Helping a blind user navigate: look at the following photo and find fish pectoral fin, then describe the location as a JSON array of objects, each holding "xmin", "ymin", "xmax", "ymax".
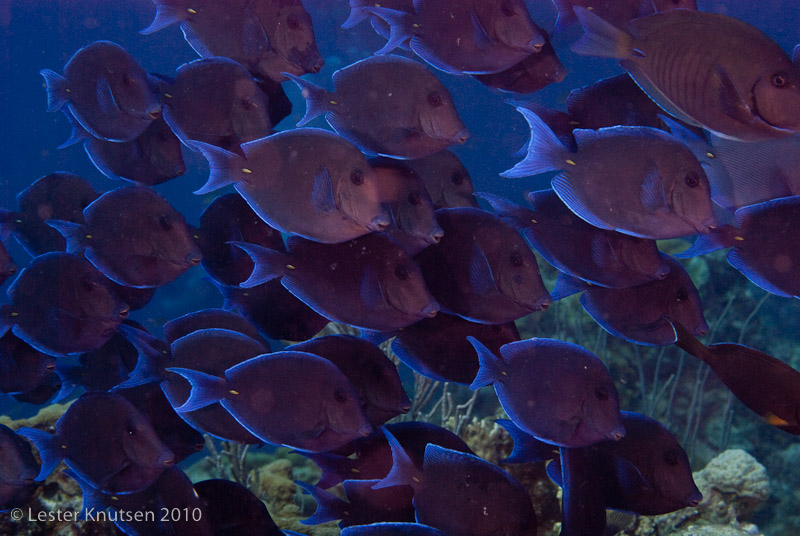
[
  {"xmin": 310, "ymin": 165, "xmax": 337, "ymax": 214},
  {"xmin": 640, "ymin": 162, "xmax": 668, "ymax": 212},
  {"xmin": 360, "ymin": 265, "xmax": 389, "ymax": 310},
  {"xmin": 610, "ymin": 453, "xmax": 654, "ymax": 494},
  {"xmin": 710, "ymin": 64, "xmax": 754, "ymax": 124},
  {"xmin": 96, "ymin": 76, "xmax": 119, "ymax": 115},
  {"xmin": 469, "ymin": 9, "xmax": 493, "ymax": 51},
  {"xmin": 468, "ymin": 243, "xmax": 498, "ymax": 295}
]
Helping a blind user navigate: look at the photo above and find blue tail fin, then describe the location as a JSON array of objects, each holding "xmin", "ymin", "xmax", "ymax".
[
  {"xmin": 363, "ymin": 8, "xmax": 413, "ymax": 54},
  {"xmin": 297, "ymin": 451, "xmax": 355, "ymax": 489},
  {"xmin": 282, "ymin": 73, "xmax": 333, "ymax": 127},
  {"xmin": 165, "ymin": 368, "xmax": 228, "ymax": 412},
  {"xmin": 140, "ymin": 0, "xmax": 185, "ymax": 34},
  {"xmin": 16, "ymin": 427, "xmax": 63, "ymax": 481},
  {"xmin": 674, "ymin": 226, "xmax": 737, "ymax": 258},
  {"xmin": 467, "ymin": 336, "xmax": 505, "ymax": 390},
  {"xmin": 501, "ymin": 104, "xmax": 568, "ymax": 178},
  {"xmin": 229, "ymin": 241, "xmax": 291, "ymax": 287},
  {"xmin": 371, "ymin": 428, "xmax": 422, "ymax": 490},
  {"xmin": 571, "ymin": 6, "xmax": 633, "ymax": 59},
  {"xmin": 115, "ymin": 323, "xmax": 171, "ymax": 388},
  {"xmin": 186, "ymin": 141, "xmax": 246, "ymax": 195},
  {"xmin": 295, "ymin": 480, "xmax": 349, "ymax": 525},
  {"xmin": 39, "ymin": 69, "xmax": 69, "ymax": 112},
  {"xmin": 45, "ymin": 220, "xmax": 87, "ymax": 254},
  {"xmin": 551, "ymin": 272, "xmax": 588, "ymax": 301},
  {"xmin": 496, "ymin": 419, "xmax": 558, "ymax": 463}
]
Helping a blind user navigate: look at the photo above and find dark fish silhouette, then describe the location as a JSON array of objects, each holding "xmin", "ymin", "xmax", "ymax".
[
  {"xmin": 287, "ymin": 55, "xmax": 468, "ymax": 159},
  {"xmin": 49, "ymin": 186, "xmax": 203, "ymax": 288},
  {"xmin": 0, "ymin": 252, "xmax": 128, "ymax": 356},
  {"xmin": 159, "ymin": 57, "xmax": 272, "ymax": 155},
  {"xmin": 234, "ymin": 233, "xmax": 438, "ymax": 332},
  {"xmin": 0, "ymin": 172, "xmax": 98, "ymax": 257},
  {"xmin": 170, "ymin": 350, "xmax": 372, "ymax": 452},
  {"xmin": 673, "ymin": 320, "xmax": 800, "ymax": 435},
  {"xmin": 676, "ymin": 196, "xmax": 800, "ymax": 299},
  {"xmin": 404, "ymin": 150, "xmax": 479, "ymax": 210},
  {"xmin": 553, "ymin": 0, "xmax": 697, "ymax": 30},
  {"xmin": 554, "ymin": 254, "xmax": 708, "ymax": 346},
  {"xmin": 361, "ymin": 0, "xmax": 545, "ymax": 75},
  {"xmin": 482, "ymin": 190, "xmax": 669, "ymax": 288},
  {"xmin": 68, "ymin": 466, "xmax": 213, "ymax": 536},
  {"xmin": 469, "ymin": 336, "xmax": 624, "ymax": 447},
  {"xmin": 191, "ymin": 129, "xmax": 391, "ymax": 244},
  {"xmin": 83, "ymin": 115, "xmax": 186, "ymax": 186},
  {"xmin": 0, "ymin": 332, "xmax": 57, "ymax": 397},
  {"xmin": 504, "ymin": 105, "xmax": 716, "ymax": 240},
  {"xmin": 194, "ymin": 479, "xmax": 285, "ymax": 536},
  {"xmin": 303, "ymin": 421, "xmax": 472, "ymax": 489},
  {"xmin": 0, "ymin": 423, "xmax": 40, "ymax": 512},
  {"xmin": 0, "ymin": 239, "xmax": 15, "ymax": 287},
  {"xmin": 391, "ymin": 313, "xmax": 520, "ymax": 384},
  {"xmin": 297, "ymin": 478, "xmax": 415, "ymax": 527},
  {"xmin": 415, "ymin": 207, "xmax": 550, "ymax": 324},
  {"xmin": 288, "ymin": 335, "xmax": 411, "ymax": 427},
  {"xmin": 164, "ymin": 308, "xmax": 269, "ymax": 347},
  {"xmin": 58, "ymin": 324, "xmax": 141, "ymax": 392},
  {"xmin": 369, "ymin": 157, "xmax": 442, "ymax": 254},
  {"xmin": 17, "ymin": 391, "xmax": 174, "ymax": 493},
  {"xmin": 572, "ymin": 8, "xmax": 800, "ymax": 141},
  {"xmin": 40, "ymin": 41, "xmax": 160, "ymax": 142},
  {"xmin": 473, "ymin": 27, "xmax": 566, "ymax": 94},
  {"xmin": 373, "ymin": 429, "xmax": 537, "ymax": 536}
]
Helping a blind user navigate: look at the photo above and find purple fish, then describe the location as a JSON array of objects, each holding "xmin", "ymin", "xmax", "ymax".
[
  {"xmin": 504, "ymin": 105, "xmax": 716, "ymax": 240},
  {"xmin": 48, "ymin": 186, "xmax": 202, "ymax": 288},
  {"xmin": 160, "ymin": 57, "xmax": 273, "ymax": 156},
  {"xmin": 297, "ymin": 479, "xmax": 415, "ymax": 528},
  {"xmin": 469, "ymin": 336, "xmax": 625, "ymax": 447},
  {"xmin": 191, "ymin": 129, "xmax": 391, "ymax": 244},
  {"xmin": 234, "ymin": 233, "xmax": 438, "ymax": 332},
  {"xmin": 404, "ymin": 150, "xmax": 479, "ymax": 210},
  {"xmin": 40, "ymin": 41, "xmax": 160, "ymax": 142},
  {"xmin": 362, "ymin": 0, "xmax": 545, "ymax": 75},
  {"xmin": 553, "ymin": 0, "xmax": 697, "ymax": 30},
  {"xmin": 0, "ymin": 424, "xmax": 39, "ymax": 512},
  {"xmin": 59, "ymin": 324, "xmax": 141, "ymax": 392},
  {"xmin": 554, "ymin": 254, "xmax": 708, "ymax": 346},
  {"xmin": 572, "ymin": 8, "xmax": 800, "ymax": 141},
  {"xmin": 84, "ymin": 115, "xmax": 186, "ymax": 186},
  {"xmin": 286, "ymin": 55, "xmax": 468, "ymax": 159},
  {"xmin": 288, "ymin": 335, "xmax": 411, "ymax": 427},
  {"xmin": 391, "ymin": 313, "xmax": 520, "ymax": 384},
  {"xmin": 415, "ymin": 207, "xmax": 550, "ymax": 324},
  {"xmin": 169, "ymin": 350, "xmax": 372, "ymax": 452},
  {"xmin": 677, "ymin": 195, "xmax": 800, "ymax": 299},
  {"xmin": 0, "ymin": 172, "xmax": 99, "ymax": 257},
  {"xmin": 0, "ymin": 333, "xmax": 57, "ymax": 397},
  {"xmin": 482, "ymin": 190, "xmax": 669, "ymax": 288},
  {"xmin": 373, "ymin": 429, "xmax": 538, "ymax": 536},
  {"xmin": 0, "ymin": 252, "xmax": 128, "ymax": 356},
  {"xmin": 17, "ymin": 391, "xmax": 174, "ymax": 493},
  {"xmin": 163, "ymin": 308, "xmax": 269, "ymax": 347},
  {"xmin": 194, "ymin": 479, "xmax": 285, "ymax": 536}
]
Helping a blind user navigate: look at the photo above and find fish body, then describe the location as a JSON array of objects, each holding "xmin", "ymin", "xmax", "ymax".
[
  {"xmin": 404, "ymin": 150, "xmax": 479, "ymax": 210},
  {"xmin": 194, "ymin": 479, "xmax": 285, "ymax": 536},
  {"xmin": 553, "ymin": 0, "xmax": 697, "ymax": 30},
  {"xmin": 572, "ymin": 8, "xmax": 800, "ymax": 141},
  {"xmin": 0, "ymin": 424, "xmax": 40, "ymax": 512}
]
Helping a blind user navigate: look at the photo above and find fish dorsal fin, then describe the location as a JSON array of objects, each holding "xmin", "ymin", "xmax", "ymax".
[
  {"xmin": 96, "ymin": 76, "xmax": 118, "ymax": 115},
  {"xmin": 310, "ymin": 165, "xmax": 337, "ymax": 214},
  {"xmin": 639, "ymin": 163, "xmax": 668, "ymax": 212},
  {"xmin": 711, "ymin": 64, "xmax": 754, "ymax": 124}
]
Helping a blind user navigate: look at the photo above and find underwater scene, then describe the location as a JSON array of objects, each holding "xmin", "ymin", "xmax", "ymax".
[{"xmin": 0, "ymin": 0, "xmax": 799, "ymax": 534}]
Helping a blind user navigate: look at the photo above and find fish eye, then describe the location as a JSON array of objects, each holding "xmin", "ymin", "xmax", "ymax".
[
  {"xmin": 81, "ymin": 278, "xmax": 97, "ymax": 292},
  {"xmin": 772, "ymin": 74, "xmax": 787, "ymax": 88},
  {"xmin": 501, "ymin": 1, "xmax": 516, "ymax": 16},
  {"xmin": 395, "ymin": 265, "xmax": 409, "ymax": 280},
  {"xmin": 676, "ymin": 288, "xmax": 688, "ymax": 301},
  {"xmin": 595, "ymin": 387, "xmax": 609, "ymax": 401},
  {"xmin": 241, "ymin": 98, "xmax": 256, "ymax": 110},
  {"xmin": 684, "ymin": 172, "xmax": 700, "ymax": 188},
  {"xmin": 122, "ymin": 73, "xmax": 136, "ymax": 87},
  {"xmin": 427, "ymin": 91, "xmax": 443, "ymax": 107},
  {"xmin": 350, "ymin": 169, "xmax": 364, "ymax": 185},
  {"xmin": 158, "ymin": 215, "xmax": 173, "ymax": 231},
  {"xmin": 286, "ymin": 14, "xmax": 300, "ymax": 29},
  {"xmin": 126, "ymin": 424, "xmax": 137, "ymax": 436},
  {"xmin": 333, "ymin": 387, "xmax": 348, "ymax": 403},
  {"xmin": 408, "ymin": 192, "xmax": 421, "ymax": 206},
  {"xmin": 450, "ymin": 172, "xmax": 464, "ymax": 185},
  {"xmin": 509, "ymin": 251, "xmax": 523, "ymax": 267},
  {"xmin": 663, "ymin": 450, "xmax": 679, "ymax": 466}
]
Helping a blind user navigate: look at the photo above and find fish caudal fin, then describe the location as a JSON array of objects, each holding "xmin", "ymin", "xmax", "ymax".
[
  {"xmin": 502, "ymin": 104, "xmax": 569, "ymax": 178},
  {"xmin": 674, "ymin": 226, "xmax": 738, "ymax": 258},
  {"xmin": 363, "ymin": 7, "xmax": 413, "ymax": 55},
  {"xmin": 467, "ymin": 336, "xmax": 505, "ymax": 390},
  {"xmin": 371, "ymin": 428, "xmax": 422, "ymax": 490},
  {"xmin": 166, "ymin": 367, "xmax": 228, "ymax": 412},
  {"xmin": 341, "ymin": 5, "xmax": 370, "ymax": 29},
  {"xmin": 40, "ymin": 69, "xmax": 69, "ymax": 112},
  {"xmin": 140, "ymin": 1, "xmax": 186, "ymax": 34},
  {"xmin": 16, "ymin": 427, "xmax": 63, "ymax": 481},
  {"xmin": 294, "ymin": 480, "xmax": 349, "ymax": 525},
  {"xmin": 45, "ymin": 220, "xmax": 87, "ymax": 254},
  {"xmin": 496, "ymin": 419, "xmax": 558, "ymax": 463},
  {"xmin": 282, "ymin": 73, "xmax": 332, "ymax": 127},
  {"xmin": 571, "ymin": 7, "xmax": 634, "ymax": 59},
  {"xmin": 115, "ymin": 324, "xmax": 171, "ymax": 388},
  {"xmin": 186, "ymin": 140, "xmax": 246, "ymax": 195},
  {"xmin": 552, "ymin": 0, "xmax": 578, "ymax": 31},
  {"xmin": 229, "ymin": 241, "xmax": 291, "ymax": 287}
]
